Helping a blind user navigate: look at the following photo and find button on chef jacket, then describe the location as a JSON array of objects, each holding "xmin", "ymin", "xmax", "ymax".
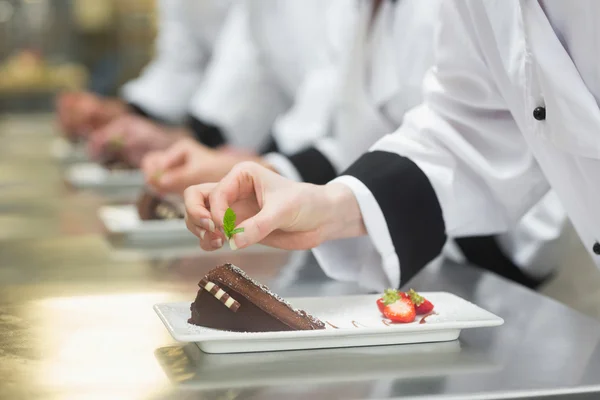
[
  {"xmin": 313, "ymin": 0, "xmax": 599, "ymax": 291},
  {"xmin": 121, "ymin": 0, "xmax": 232, "ymax": 125},
  {"xmin": 186, "ymin": 0, "xmax": 348, "ymax": 152}
]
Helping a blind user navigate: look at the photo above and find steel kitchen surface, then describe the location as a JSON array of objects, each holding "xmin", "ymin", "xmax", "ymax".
[{"xmin": 2, "ymin": 114, "xmax": 600, "ymax": 399}]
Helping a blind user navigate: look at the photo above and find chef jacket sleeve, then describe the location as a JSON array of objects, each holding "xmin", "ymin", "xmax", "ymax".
[
  {"xmin": 263, "ymin": 63, "xmax": 343, "ymax": 185},
  {"xmin": 186, "ymin": 0, "xmax": 288, "ymax": 151},
  {"xmin": 312, "ymin": 0, "xmax": 551, "ymax": 290},
  {"xmin": 269, "ymin": 0, "xmax": 438, "ymax": 187},
  {"xmin": 121, "ymin": 0, "xmax": 216, "ymax": 125}
]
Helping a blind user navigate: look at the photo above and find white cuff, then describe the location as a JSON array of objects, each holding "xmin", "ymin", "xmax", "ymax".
[
  {"xmin": 312, "ymin": 175, "xmax": 400, "ymax": 291},
  {"xmin": 262, "ymin": 153, "xmax": 303, "ymax": 182}
]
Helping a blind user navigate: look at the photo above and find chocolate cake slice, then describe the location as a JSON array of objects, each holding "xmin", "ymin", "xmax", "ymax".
[
  {"xmin": 101, "ymin": 139, "xmax": 134, "ymax": 170},
  {"xmin": 137, "ymin": 191, "xmax": 184, "ymax": 221},
  {"xmin": 188, "ymin": 264, "xmax": 325, "ymax": 332}
]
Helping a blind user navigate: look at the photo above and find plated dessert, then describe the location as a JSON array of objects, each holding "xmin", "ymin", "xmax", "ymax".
[
  {"xmin": 376, "ymin": 289, "xmax": 435, "ymax": 324},
  {"xmin": 101, "ymin": 137, "xmax": 134, "ymax": 170},
  {"xmin": 137, "ymin": 191, "xmax": 185, "ymax": 221},
  {"xmin": 188, "ymin": 263, "xmax": 325, "ymax": 332}
]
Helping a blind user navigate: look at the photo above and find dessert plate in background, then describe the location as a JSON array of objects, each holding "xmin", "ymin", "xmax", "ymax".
[
  {"xmin": 65, "ymin": 162, "xmax": 144, "ymax": 190},
  {"xmin": 99, "ymin": 204, "xmax": 195, "ymax": 245},
  {"xmin": 99, "ymin": 204, "xmax": 284, "ymax": 252},
  {"xmin": 154, "ymin": 293, "xmax": 504, "ymax": 354}
]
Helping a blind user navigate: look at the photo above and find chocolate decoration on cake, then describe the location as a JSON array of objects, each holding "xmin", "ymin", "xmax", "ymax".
[
  {"xmin": 198, "ymin": 278, "xmax": 241, "ymax": 312},
  {"xmin": 137, "ymin": 191, "xmax": 185, "ymax": 221},
  {"xmin": 188, "ymin": 264, "xmax": 325, "ymax": 332}
]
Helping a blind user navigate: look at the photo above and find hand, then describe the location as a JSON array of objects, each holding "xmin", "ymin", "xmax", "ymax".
[
  {"xmin": 87, "ymin": 115, "xmax": 181, "ymax": 168},
  {"xmin": 55, "ymin": 91, "xmax": 128, "ymax": 139},
  {"xmin": 184, "ymin": 162, "xmax": 367, "ymax": 251},
  {"xmin": 141, "ymin": 138, "xmax": 260, "ymax": 195}
]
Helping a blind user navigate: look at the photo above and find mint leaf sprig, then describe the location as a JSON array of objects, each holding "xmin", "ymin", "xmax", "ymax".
[{"xmin": 223, "ymin": 207, "xmax": 244, "ymax": 239}]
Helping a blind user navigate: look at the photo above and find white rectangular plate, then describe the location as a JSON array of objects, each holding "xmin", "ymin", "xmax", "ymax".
[
  {"xmin": 154, "ymin": 293, "xmax": 504, "ymax": 354},
  {"xmin": 65, "ymin": 162, "xmax": 144, "ymax": 189},
  {"xmin": 99, "ymin": 204, "xmax": 192, "ymax": 239}
]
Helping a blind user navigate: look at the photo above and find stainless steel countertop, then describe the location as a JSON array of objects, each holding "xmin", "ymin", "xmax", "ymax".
[{"xmin": 2, "ymin": 114, "xmax": 600, "ymax": 400}]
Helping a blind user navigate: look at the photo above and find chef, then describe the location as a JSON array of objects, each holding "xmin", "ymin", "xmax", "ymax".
[
  {"xmin": 175, "ymin": 0, "xmax": 565, "ymax": 289},
  {"xmin": 184, "ymin": 0, "xmax": 596, "ymax": 292},
  {"xmin": 56, "ymin": 0, "xmax": 232, "ymax": 138},
  {"xmin": 140, "ymin": 0, "xmax": 349, "ymax": 181}
]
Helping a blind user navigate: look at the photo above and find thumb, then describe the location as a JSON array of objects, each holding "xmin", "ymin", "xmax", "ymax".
[{"xmin": 227, "ymin": 210, "xmax": 277, "ymax": 250}]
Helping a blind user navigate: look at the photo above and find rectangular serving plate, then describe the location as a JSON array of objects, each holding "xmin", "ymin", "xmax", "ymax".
[{"xmin": 154, "ymin": 293, "xmax": 504, "ymax": 354}]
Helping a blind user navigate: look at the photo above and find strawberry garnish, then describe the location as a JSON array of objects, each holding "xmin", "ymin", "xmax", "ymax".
[
  {"xmin": 376, "ymin": 298, "xmax": 386, "ymax": 314},
  {"xmin": 408, "ymin": 289, "xmax": 434, "ymax": 315},
  {"xmin": 377, "ymin": 289, "xmax": 399, "ymax": 315},
  {"xmin": 383, "ymin": 297, "xmax": 416, "ymax": 323}
]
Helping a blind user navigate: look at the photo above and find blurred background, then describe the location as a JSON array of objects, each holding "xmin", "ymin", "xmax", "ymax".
[{"xmin": 0, "ymin": 0, "xmax": 156, "ymax": 112}]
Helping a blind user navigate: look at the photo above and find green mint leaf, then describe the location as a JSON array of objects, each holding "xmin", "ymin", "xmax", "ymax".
[
  {"xmin": 108, "ymin": 136, "xmax": 124, "ymax": 151},
  {"xmin": 230, "ymin": 227, "xmax": 244, "ymax": 236},
  {"xmin": 223, "ymin": 208, "xmax": 237, "ymax": 238}
]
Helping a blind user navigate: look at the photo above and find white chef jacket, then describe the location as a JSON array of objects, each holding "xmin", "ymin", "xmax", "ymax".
[
  {"xmin": 121, "ymin": 0, "xmax": 231, "ymax": 124},
  {"xmin": 313, "ymin": 0, "xmax": 591, "ymax": 291},
  {"xmin": 188, "ymin": 0, "xmax": 348, "ymax": 152}
]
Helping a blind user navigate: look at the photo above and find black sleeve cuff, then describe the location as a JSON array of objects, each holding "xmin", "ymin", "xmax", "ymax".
[
  {"xmin": 188, "ymin": 115, "xmax": 227, "ymax": 148},
  {"xmin": 343, "ymin": 151, "xmax": 447, "ymax": 286},
  {"xmin": 259, "ymin": 135, "xmax": 279, "ymax": 155},
  {"xmin": 287, "ymin": 147, "xmax": 337, "ymax": 185},
  {"xmin": 454, "ymin": 236, "xmax": 547, "ymax": 289},
  {"xmin": 127, "ymin": 102, "xmax": 169, "ymax": 125}
]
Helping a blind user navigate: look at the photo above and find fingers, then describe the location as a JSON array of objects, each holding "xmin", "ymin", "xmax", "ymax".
[
  {"xmin": 228, "ymin": 209, "xmax": 277, "ymax": 250},
  {"xmin": 141, "ymin": 151, "xmax": 162, "ymax": 183},
  {"xmin": 157, "ymin": 167, "xmax": 190, "ymax": 195},
  {"xmin": 160, "ymin": 142, "xmax": 188, "ymax": 171},
  {"xmin": 207, "ymin": 162, "xmax": 265, "ymax": 226},
  {"xmin": 184, "ymin": 184, "xmax": 225, "ymax": 251},
  {"xmin": 87, "ymin": 128, "xmax": 123, "ymax": 161},
  {"xmin": 87, "ymin": 115, "xmax": 130, "ymax": 161}
]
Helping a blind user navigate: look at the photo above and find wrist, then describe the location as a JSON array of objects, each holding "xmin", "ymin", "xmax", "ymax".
[{"xmin": 317, "ymin": 182, "xmax": 367, "ymax": 243}]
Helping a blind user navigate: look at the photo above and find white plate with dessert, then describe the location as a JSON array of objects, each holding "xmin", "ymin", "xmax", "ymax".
[
  {"xmin": 99, "ymin": 191, "xmax": 192, "ymax": 244},
  {"xmin": 99, "ymin": 204, "xmax": 195, "ymax": 244},
  {"xmin": 65, "ymin": 162, "xmax": 144, "ymax": 189},
  {"xmin": 154, "ymin": 264, "xmax": 504, "ymax": 354}
]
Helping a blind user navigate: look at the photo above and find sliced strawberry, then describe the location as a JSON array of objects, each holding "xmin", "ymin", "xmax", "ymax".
[
  {"xmin": 376, "ymin": 298, "xmax": 386, "ymax": 314},
  {"xmin": 416, "ymin": 299, "xmax": 434, "ymax": 314},
  {"xmin": 383, "ymin": 297, "xmax": 416, "ymax": 323},
  {"xmin": 398, "ymin": 291, "xmax": 410, "ymax": 299},
  {"xmin": 377, "ymin": 289, "xmax": 400, "ymax": 315},
  {"xmin": 408, "ymin": 289, "xmax": 435, "ymax": 315}
]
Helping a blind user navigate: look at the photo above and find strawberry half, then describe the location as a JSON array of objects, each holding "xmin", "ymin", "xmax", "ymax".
[
  {"xmin": 383, "ymin": 297, "xmax": 416, "ymax": 323},
  {"xmin": 408, "ymin": 289, "xmax": 434, "ymax": 315},
  {"xmin": 377, "ymin": 289, "xmax": 399, "ymax": 314},
  {"xmin": 376, "ymin": 298, "xmax": 386, "ymax": 314}
]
